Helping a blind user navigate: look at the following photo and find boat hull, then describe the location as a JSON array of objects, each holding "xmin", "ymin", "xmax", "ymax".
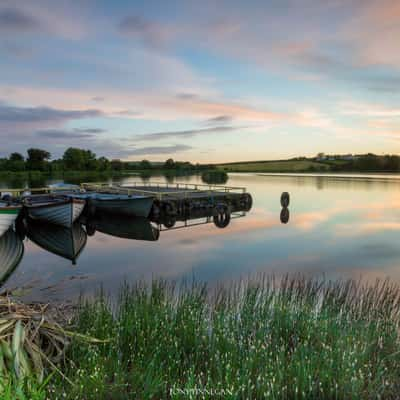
[
  {"xmin": 0, "ymin": 229, "xmax": 24, "ymax": 285},
  {"xmin": 26, "ymin": 199, "xmax": 85, "ymax": 228},
  {"xmin": 92, "ymin": 197, "xmax": 152, "ymax": 217},
  {"xmin": 0, "ymin": 207, "xmax": 21, "ymax": 237}
]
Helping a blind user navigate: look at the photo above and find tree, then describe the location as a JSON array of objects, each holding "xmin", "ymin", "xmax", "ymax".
[
  {"xmin": 84, "ymin": 150, "xmax": 97, "ymax": 170},
  {"xmin": 50, "ymin": 159, "xmax": 64, "ymax": 173},
  {"xmin": 9, "ymin": 152, "xmax": 24, "ymax": 162},
  {"xmin": 62, "ymin": 148, "xmax": 97, "ymax": 170},
  {"xmin": 164, "ymin": 158, "xmax": 175, "ymax": 169},
  {"xmin": 63, "ymin": 148, "xmax": 85, "ymax": 170},
  {"xmin": 26, "ymin": 148, "xmax": 51, "ymax": 171},
  {"xmin": 6, "ymin": 152, "xmax": 25, "ymax": 171},
  {"xmin": 0, "ymin": 158, "xmax": 7, "ymax": 171},
  {"xmin": 111, "ymin": 159, "xmax": 123, "ymax": 171},
  {"xmin": 97, "ymin": 156, "xmax": 110, "ymax": 171},
  {"xmin": 139, "ymin": 160, "xmax": 152, "ymax": 169}
]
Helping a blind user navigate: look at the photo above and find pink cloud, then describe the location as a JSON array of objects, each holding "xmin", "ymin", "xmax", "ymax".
[{"xmin": 343, "ymin": 0, "xmax": 400, "ymax": 67}]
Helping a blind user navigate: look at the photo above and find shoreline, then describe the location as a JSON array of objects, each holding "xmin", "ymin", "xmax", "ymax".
[{"xmin": 254, "ymin": 172, "xmax": 400, "ymax": 180}]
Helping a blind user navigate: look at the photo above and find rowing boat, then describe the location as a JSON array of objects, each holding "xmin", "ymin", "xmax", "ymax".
[
  {"xmin": 67, "ymin": 192, "xmax": 154, "ymax": 218},
  {"xmin": 0, "ymin": 201, "xmax": 22, "ymax": 237},
  {"xmin": 23, "ymin": 195, "xmax": 85, "ymax": 228}
]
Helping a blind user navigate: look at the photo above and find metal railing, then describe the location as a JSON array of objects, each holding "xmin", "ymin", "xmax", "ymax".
[
  {"xmin": 81, "ymin": 181, "xmax": 246, "ymax": 201},
  {"xmin": 0, "ymin": 186, "xmax": 79, "ymax": 197},
  {"xmin": 1, "ymin": 181, "xmax": 247, "ymax": 201}
]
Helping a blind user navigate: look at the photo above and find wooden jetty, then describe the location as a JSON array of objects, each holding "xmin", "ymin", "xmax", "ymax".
[
  {"xmin": 0, "ymin": 181, "xmax": 254, "ymax": 220},
  {"xmin": 81, "ymin": 181, "xmax": 253, "ymax": 219}
]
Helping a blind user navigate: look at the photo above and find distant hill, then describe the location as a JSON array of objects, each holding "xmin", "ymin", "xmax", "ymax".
[
  {"xmin": 217, "ymin": 159, "xmax": 330, "ymax": 172},
  {"xmin": 217, "ymin": 154, "xmax": 400, "ymax": 173}
]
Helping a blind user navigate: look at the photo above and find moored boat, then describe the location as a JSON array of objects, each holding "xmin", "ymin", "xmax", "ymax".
[
  {"xmin": 0, "ymin": 228, "xmax": 24, "ymax": 286},
  {"xmin": 26, "ymin": 219, "xmax": 87, "ymax": 264},
  {"xmin": 23, "ymin": 195, "xmax": 85, "ymax": 228},
  {"xmin": 67, "ymin": 192, "xmax": 154, "ymax": 218},
  {"xmin": 0, "ymin": 201, "xmax": 22, "ymax": 237}
]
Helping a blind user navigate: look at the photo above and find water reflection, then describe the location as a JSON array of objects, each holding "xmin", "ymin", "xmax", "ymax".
[
  {"xmin": 0, "ymin": 201, "xmax": 252, "ymax": 291},
  {"xmin": 2, "ymin": 172, "xmax": 400, "ymax": 303},
  {"xmin": 25, "ymin": 220, "xmax": 87, "ymax": 265},
  {"xmin": 0, "ymin": 229, "xmax": 24, "ymax": 285},
  {"xmin": 84, "ymin": 214, "xmax": 160, "ymax": 241},
  {"xmin": 280, "ymin": 208, "xmax": 290, "ymax": 224}
]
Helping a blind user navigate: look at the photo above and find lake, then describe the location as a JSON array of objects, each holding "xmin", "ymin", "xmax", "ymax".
[{"xmin": 1, "ymin": 172, "xmax": 400, "ymax": 303}]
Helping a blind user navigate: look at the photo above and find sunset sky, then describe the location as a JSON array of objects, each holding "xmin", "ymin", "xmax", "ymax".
[{"xmin": 1, "ymin": 0, "xmax": 399, "ymax": 162}]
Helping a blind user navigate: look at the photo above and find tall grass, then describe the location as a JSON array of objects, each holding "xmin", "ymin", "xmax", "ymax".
[{"xmin": 41, "ymin": 277, "xmax": 400, "ymax": 399}]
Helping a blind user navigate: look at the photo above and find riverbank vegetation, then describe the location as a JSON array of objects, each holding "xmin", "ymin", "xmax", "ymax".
[
  {"xmin": 0, "ymin": 149, "xmax": 213, "ymax": 176},
  {"xmin": 0, "ymin": 148, "xmax": 220, "ymax": 188},
  {"xmin": 201, "ymin": 170, "xmax": 228, "ymax": 184},
  {"xmin": 219, "ymin": 153, "xmax": 400, "ymax": 173},
  {"xmin": 3, "ymin": 149, "xmax": 400, "ymax": 180},
  {"xmin": 3, "ymin": 277, "xmax": 400, "ymax": 399}
]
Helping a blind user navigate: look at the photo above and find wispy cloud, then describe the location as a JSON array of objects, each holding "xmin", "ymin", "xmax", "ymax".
[
  {"xmin": 129, "ymin": 144, "xmax": 192, "ymax": 155},
  {"xmin": 340, "ymin": 102, "xmax": 400, "ymax": 118},
  {"xmin": 0, "ymin": 1, "xmax": 88, "ymax": 39},
  {"xmin": 35, "ymin": 128, "xmax": 106, "ymax": 139},
  {"xmin": 0, "ymin": 7, "xmax": 40, "ymax": 32},
  {"xmin": 0, "ymin": 86, "xmax": 283, "ymax": 123},
  {"xmin": 118, "ymin": 15, "xmax": 176, "ymax": 48},
  {"xmin": 0, "ymin": 103, "xmax": 102, "ymax": 124},
  {"xmin": 35, "ymin": 129, "xmax": 94, "ymax": 139},
  {"xmin": 135, "ymin": 126, "xmax": 241, "ymax": 141},
  {"xmin": 204, "ymin": 115, "xmax": 233, "ymax": 125}
]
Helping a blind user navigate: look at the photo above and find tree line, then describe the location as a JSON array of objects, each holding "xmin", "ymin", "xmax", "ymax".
[
  {"xmin": 0, "ymin": 148, "xmax": 213, "ymax": 173},
  {"xmin": 313, "ymin": 154, "xmax": 400, "ymax": 172}
]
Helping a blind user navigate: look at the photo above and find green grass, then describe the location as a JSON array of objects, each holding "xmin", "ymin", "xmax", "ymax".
[
  {"xmin": 219, "ymin": 160, "xmax": 330, "ymax": 172},
  {"xmin": 38, "ymin": 277, "xmax": 400, "ymax": 399}
]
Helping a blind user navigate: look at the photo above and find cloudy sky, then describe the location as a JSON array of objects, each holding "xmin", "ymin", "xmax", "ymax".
[{"xmin": 1, "ymin": 0, "xmax": 399, "ymax": 162}]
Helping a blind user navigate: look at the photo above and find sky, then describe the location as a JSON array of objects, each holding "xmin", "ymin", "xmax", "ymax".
[{"xmin": 0, "ymin": 0, "xmax": 399, "ymax": 163}]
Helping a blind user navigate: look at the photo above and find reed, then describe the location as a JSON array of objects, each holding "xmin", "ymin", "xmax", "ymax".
[{"xmin": 46, "ymin": 276, "xmax": 400, "ymax": 399}]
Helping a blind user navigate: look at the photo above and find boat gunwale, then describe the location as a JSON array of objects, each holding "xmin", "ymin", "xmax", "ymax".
[
  {"xmin": 0, "ymin": 206, "xmax": 22, "ymax": 213},
  {"xmin": 23, "ymin": 197, "xmax": 85, "ymax": 209}
]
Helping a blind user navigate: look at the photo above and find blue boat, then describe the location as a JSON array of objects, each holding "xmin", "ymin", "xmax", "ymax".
[
  {"xmin": 67, "ymin": 192, "xmax": 154, "ymax": 218},
  {"xmin": 48, "ymin": 183, "xmax": 154, "ymax": 217},
  {"xmin": 23, "ymin": 195, "xmax": 86, "ymax": 228}
]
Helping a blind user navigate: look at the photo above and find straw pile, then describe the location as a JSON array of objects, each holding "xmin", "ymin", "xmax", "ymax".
[{"xmin": 0, "ymin": 296, "xmax": 101, "ymax": 386}]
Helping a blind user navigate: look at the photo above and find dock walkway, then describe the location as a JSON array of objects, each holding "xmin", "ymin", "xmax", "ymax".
[{"xmin": 82, "ymin": 181, "xmax": 253, "ymax": 218}]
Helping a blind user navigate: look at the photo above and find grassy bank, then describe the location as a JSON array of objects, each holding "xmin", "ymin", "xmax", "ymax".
[
  {"xmin": 218, "ymin": 160, "xmax": 331, "ymax": 173},
  {"xmin": 6, "ymin": 277, "xmax": 399, "ymax": 399}
]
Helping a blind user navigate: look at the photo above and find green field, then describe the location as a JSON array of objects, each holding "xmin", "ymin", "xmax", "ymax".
[{"xmin": 218, "ymin": 159, "xmax": 331, "ymax": 172}]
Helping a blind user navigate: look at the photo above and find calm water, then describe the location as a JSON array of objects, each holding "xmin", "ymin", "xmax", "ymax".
[{"xmin": 2, "ymin": 173, "xmax": 400, "ymax": 303}]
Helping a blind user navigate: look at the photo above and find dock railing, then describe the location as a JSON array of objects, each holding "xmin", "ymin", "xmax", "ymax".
[
  {"xmin": 0, "ymin": 185, "xmax": 80, "ymax": 197},
  {"xmin": 81, "ymin": 181, "xmax": 246, "ymax": 201},
  {"xmin": 1, "ymin": 182, "xmax": 247, "ymax": 201}
]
